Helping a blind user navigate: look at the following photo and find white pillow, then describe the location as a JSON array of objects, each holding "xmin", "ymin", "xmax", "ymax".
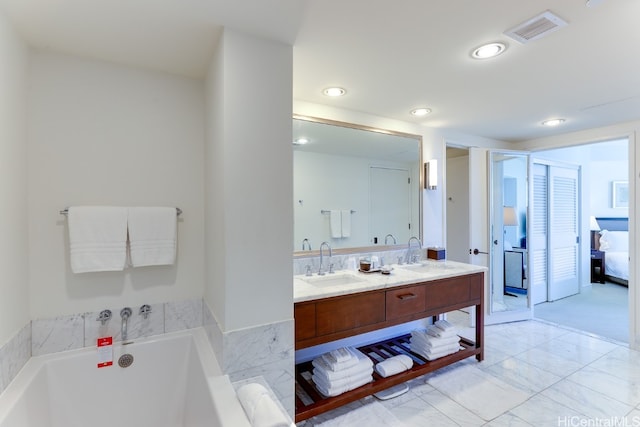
[{"xmin": 599, "ymin": 230, "xmax": 628, "ymax": 252}]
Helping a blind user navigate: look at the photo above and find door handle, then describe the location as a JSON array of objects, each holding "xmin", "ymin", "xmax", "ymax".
[
  {"xmin": 470, "ymin": 248, "xmax": 488, "ymax": 255},
  {"xmin": 494, "ymin": 240, "xmax": 498, "ymax": 245}
]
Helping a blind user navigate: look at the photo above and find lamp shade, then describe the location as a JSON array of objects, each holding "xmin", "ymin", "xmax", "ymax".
[
  {"xmin": 589, "ymin": 216, "xmax": 601, "ymax": 231},
  {"xmin": 503, "ymin": 206, "xmax": 518, "ymax": 226}
]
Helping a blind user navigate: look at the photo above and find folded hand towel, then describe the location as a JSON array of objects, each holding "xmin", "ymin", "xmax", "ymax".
[
  {"xmin": 312, "ymin": 349, "xmax": 373, "ymax": 383},
  {"xmin": 328, "ymin": 347, "xmax": 353, "ymax": 363},
  {"xmin": 425, "ymin": 325, "xmax": 458, "ymax": 339},
  {"xmin": 68, "ymin": 206, "xmax": 128, "ymax": 273},
  {"xmin": 434, "ymin": 319, "xmax": 456, "ymax": 333},
  {"xmin": 330, "ymin": 210, "xmax": 342, "ymax": 238},
  {"xmin": 128, "ymin": 207, "xmax": 177, "ymax": 267},
  {"xmin": 375, "ymin": 355, "xmax": 413, "ymax": 378},
  {"xmin": 314, "ymin": 373, "xmax": 373, "ymax": 397},
  {"xmin": 236, "ymin": 383, "xmax": 292, "ymax": 427},
  {"xmin": 320, "ymin": 350, "xmax": 359, "ymax": 372},
  {"xmin": 340, "ymin": 210, "xmax": 351, "ymax": 238}
]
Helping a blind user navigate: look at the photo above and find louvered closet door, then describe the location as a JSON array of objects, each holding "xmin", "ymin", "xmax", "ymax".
[
  {"xmin": 548, "ymin": 165, "xmax": 580, "ymax": 301},
  {"xmin": 531, "ymin": 163, "xmax": 549, "ymax": 304}
]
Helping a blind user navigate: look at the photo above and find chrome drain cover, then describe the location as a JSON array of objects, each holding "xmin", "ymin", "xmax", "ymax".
[{"xmin": 118, "ymin": 353, "xmax": 134, "ymax": 368}]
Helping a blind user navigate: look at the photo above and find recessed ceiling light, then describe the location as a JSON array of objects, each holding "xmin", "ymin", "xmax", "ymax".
[
  {"xmin": 410, "ymin": 108, "xmax": 431, "ymax": 116},
  {"xmin": 471, "ymin": 42, "xmax": 507, "ymax": 59},
  {"xmin": 323, "ymin": 87, "xmax": 346, "ymax": 97},
  {"xmin": 542, "ymin": 118, "xmax": 565, "ymax": 127},
  {"xmin": 293, "ymin": 137, "xmax": 309, "ymax": 145}
]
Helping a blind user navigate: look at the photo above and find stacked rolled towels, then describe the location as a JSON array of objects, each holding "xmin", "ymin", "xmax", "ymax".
[
  {"xmin": 410, "ymin": 319, "xmax": 460, "ymax": 361},
  {"xmin": 375, "ymin": 354, "xmax": 413, "ymax": 378},
  {"xmin": 312, "ymin": 347, "xmax": 373, "ymax": 397}
]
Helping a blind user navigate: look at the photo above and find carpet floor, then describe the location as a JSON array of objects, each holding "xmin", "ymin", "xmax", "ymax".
[{"xmin": 534, "ymin": 281, "xmax": 628, "ymax": 342}]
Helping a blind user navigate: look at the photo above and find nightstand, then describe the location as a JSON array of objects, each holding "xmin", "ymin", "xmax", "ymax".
[{"xmin": 591, "ymin": 249, "xmax": 605, "ymax": 284}]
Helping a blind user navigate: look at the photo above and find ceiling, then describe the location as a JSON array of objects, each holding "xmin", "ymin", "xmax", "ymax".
[{"xmin": 2, "ymin": 0, "xmax": 639, "ymax": 142}]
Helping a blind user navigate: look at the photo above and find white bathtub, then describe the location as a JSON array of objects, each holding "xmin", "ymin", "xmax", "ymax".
[{"xmin": 0, "ymin": 328, "xmax": 251, "ymax": 427}]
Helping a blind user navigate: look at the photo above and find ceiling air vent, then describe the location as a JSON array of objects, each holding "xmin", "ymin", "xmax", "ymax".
[{"xmin": 504, "ymin": 10, "xmax": 568, "ymax": 44}]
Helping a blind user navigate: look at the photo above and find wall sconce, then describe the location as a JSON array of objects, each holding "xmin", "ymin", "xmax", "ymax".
[{"xmin": 424, "ymin": 160, "xmax": 438, "ymax": 190}]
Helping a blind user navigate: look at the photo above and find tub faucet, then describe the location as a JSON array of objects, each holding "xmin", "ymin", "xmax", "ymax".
[
  {"xmin": 302, "ymin": 238, "xmax": 312, "ymax": 251},
  {"xmin": 406, "ymin": 236, "xmax": 423, "ymax": 264},
  {"xmin": 318, "ymin": 241, "xmax": 332, "ymax": 276},
  {"xmin": 384, "ymin": 234, "xmax": 397, "ymax": 245},
  {"xmin": 120, "ymin": 307, "xmax": 132, "ymax": 341}
]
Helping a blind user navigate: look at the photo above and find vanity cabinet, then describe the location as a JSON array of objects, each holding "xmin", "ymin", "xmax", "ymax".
[{"xmin": 294, "ymin": 272, "xmax": 484, "ymax": 422}]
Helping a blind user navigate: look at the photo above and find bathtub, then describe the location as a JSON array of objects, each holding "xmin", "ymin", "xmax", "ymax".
[{"xmin": 0, "ymin": 328, "xmax": 251, "ymax": 427}]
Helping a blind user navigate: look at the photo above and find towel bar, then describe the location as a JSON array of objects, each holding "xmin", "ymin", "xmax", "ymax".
[
  {"xmin": 60, "ymin": 207, "xmax": 182, "ymax": 216},
  {"xmin": 320, "ymin": 209, "xmax": 356, "ymax": 214}
]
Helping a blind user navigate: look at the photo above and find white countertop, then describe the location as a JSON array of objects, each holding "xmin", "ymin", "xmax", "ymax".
[{"xmin": 294, "ymin": 260, "xmax": 487, "ymax": 303}]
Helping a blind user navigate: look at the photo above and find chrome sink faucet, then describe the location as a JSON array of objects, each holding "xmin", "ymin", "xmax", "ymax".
[
  {"xmin": 318, "ymin": 241, "xmax": 332, "ymax": 275},
  {"xmin": 120, "ymin": 307, "xmax": 132, "ymax": 342},
  {"xmin": 302, "ymin": 238, "xmax": 312, "ymax": 251},
  {"xmin": 384, "ymin": 234, "xmax": 397, "ymax": 245},
  {"xmin": 406, "ymin": 236, "xmax": 423, "ymax": 264}
]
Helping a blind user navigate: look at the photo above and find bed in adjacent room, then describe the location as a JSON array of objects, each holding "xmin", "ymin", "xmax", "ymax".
[{"xmin": 596, "ymin": 217, "xmax": 629, "ymax": 286}]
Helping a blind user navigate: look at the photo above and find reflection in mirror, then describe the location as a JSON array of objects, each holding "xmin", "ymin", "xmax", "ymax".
[
  {"xmin": 489, "ymin": 151, "xmax": 529, "ymax": 314},
  {"xmin": 293, "ymin": 115, "xmax": 422, "ymax": 254}
]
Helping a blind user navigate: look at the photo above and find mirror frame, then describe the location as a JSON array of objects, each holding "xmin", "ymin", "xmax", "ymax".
[{"xmin": 293, "ymin": 114, "xmax": 423, "ymax": 258}]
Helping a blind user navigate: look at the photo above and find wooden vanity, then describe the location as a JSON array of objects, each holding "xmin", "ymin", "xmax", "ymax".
[{"xmin": 294, "ymin": 269, "xmax": 484, "ymax": 422}]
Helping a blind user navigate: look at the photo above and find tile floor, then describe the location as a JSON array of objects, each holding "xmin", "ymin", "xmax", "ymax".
[{"xmin": 299, "ymin": 318, "xmax": 640, "ymax": 426}]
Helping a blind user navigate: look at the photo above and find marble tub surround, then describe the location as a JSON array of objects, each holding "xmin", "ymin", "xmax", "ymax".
[
  {"xmin": 0, "ymin": 323, "xmax": 31, "ymax": 394},
  {"xmin": 294, "ymin": 259, "xmax": 486, "ymax": 303},
  {"xmin": 30, "ymin": 297, "xmax": 204, "ymax": 357},
  {"xmin": 203, "ymin": 302, "xmax": 295, "ymax": 416}
]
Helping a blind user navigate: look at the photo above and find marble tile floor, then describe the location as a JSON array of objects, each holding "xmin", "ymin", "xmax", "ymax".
[{"xmin": 298, "ymin": 319, "xmax": 640, "ymax": 426}]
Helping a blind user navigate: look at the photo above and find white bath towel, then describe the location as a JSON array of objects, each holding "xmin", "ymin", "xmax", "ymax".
[
  {"xmin": 236, "ymin": 383, "xmax": 292, "ymax": 427},
  {"xmin": 375, "ymin": 355, "xmax": 413, "ymax": 378},
  {"xmin": 127, "ymin": 207, "xmax": 177, "ymax": 267},
  {"xmin": 68, "ymin": 206, "xmax": 128, "ymax": 273},
  {"xmin": 413, "ymin": 343, "xmax": 460, "ymax": 361},
  {"xmin": 411, "ymin": 330, "xmax": 459, "ymax": 349},
  {"xmin": 314, "ymin": 372, "xmax": 373, "ymax": 397},
  {"xmin": 312, "ymin": 368, "xmax": 373, "ymax": 391},
  {"xmin": 330, "ymin": 210, "xmax": 342, "ymax": 238},
  {"xmin": 340, "ymin": 209, "xmax": 351, "ymax": 237},
  {"xmin": 328, "ymin": 347, "xmax": 353, "ymax": 364}
]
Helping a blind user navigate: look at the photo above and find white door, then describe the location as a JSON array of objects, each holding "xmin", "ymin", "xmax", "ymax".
[
  {"xmin": 548, "ymin": 165, "xmax": 580, "ymax": 300},
  {"xmin": 530, "ymin": 163, "xmax": 549, "ymax": 304},
  {"xmin": 370, "ymin": 167, "xmax": 411, "ymax": 245}
]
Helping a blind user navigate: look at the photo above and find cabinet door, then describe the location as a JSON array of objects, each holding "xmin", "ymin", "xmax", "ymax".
[
  {"xmin": 294, "ymin": 303, "xmax": 316, "ymax": 341},
  {"xmin": 316, "ymin": 293, "xmax": 385, "ymax": 336},
  {"xmin": 424, "ymin": 277, "xmax": 471, "ymax": 312}
]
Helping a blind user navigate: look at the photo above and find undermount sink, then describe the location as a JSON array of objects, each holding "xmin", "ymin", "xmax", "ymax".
[{"xmin": 300, "ymin": 272, "xmax": 366, "ymax": 287}]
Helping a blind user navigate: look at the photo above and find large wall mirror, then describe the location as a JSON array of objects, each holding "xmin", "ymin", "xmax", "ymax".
[{"xmin": 293, "ymin": 115, "xmax": 423, "ymax": 255}]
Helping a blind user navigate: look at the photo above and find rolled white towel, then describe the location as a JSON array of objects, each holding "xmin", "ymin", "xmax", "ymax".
[
  {"xmin": 375, "ymin": 355, "xmax": 413, "ymax": 378},
  {"xmin": 236, "ymin": 383, "xmax": 291, "ymax": 427},
  {"xmin": 328, "ymin": 347, "xmax": 353, "ymax": 363}
]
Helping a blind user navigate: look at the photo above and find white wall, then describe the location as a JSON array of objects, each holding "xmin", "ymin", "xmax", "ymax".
[
  {"xmin": 27, "ymin": 51, "xmax": 206, "ymax": 319},
  {"xmin": 0, "ymin": 11, "xmax": 29, "ymax": 346},
  {"xmin": 205, "ymin": 29, "xmax": 293, "ymax": 332}
]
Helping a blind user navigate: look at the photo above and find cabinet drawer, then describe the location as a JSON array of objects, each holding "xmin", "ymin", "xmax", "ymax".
[
  {"xmin": 295, "ymin": 303, "xmax": 316, "ymax": 341},
  {"xmin": 386, "ymin": 285, "xmax": 426, "ymax": 320},
  {"xmin": 425, "ymin": 277, "xmax": 471, "ymax": 311},
  {"xmin": 316, "ymin": 293, "xmax": 385, "ymax": 336}
]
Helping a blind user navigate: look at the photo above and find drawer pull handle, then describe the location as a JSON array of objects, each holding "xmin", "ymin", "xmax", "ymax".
[{"xmin": 397, "ymin": 293, "xmax": 417, "ymax": 300}]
